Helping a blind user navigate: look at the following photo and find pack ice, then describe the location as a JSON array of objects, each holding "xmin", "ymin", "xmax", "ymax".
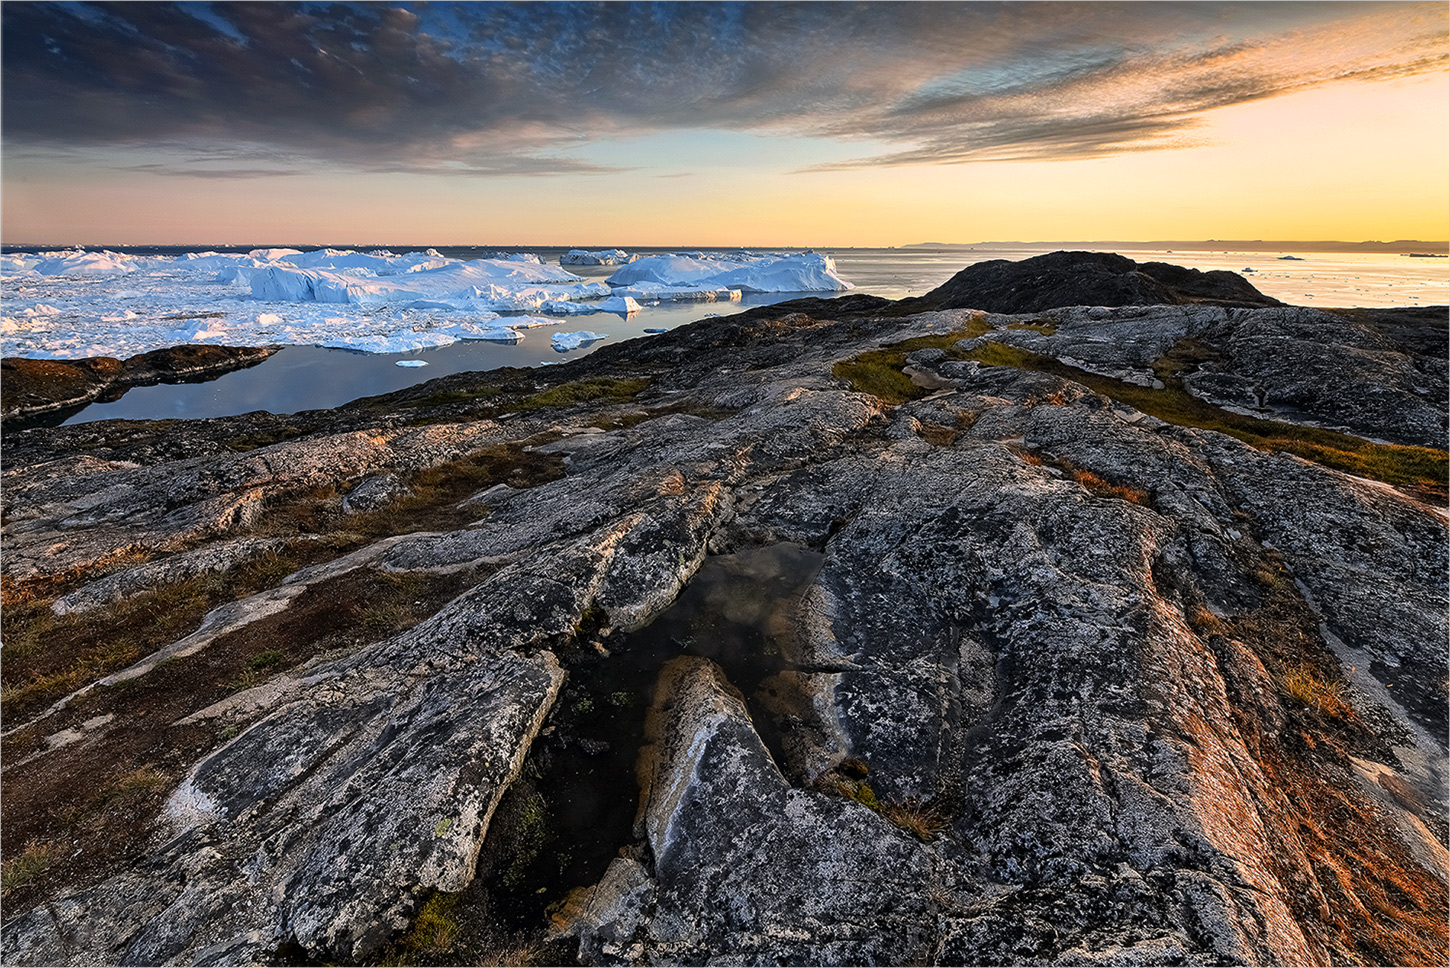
[{"xmin": 1, "ymin": 248, "xmax": 852, "ymax": 359}]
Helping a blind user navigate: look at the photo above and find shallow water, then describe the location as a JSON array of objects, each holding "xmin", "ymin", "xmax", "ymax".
[{"xmin": 487, "ymin": 543, "xmax": 824, "ymax": 928}]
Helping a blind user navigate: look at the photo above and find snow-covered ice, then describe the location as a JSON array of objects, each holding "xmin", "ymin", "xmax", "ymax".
[{"xmin": 0, "ymin": 249, "xmax": 602, "ymax": 357}]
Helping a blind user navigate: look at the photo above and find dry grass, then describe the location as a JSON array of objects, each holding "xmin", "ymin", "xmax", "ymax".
[
  {"xmin": 882, "ymin": 798, "xmax": 950, "ymax": 841},
  {"xmin": 1069, "ymin": 467, "xmax": 1151, "ymax": 505},
  {"xmin": 0, "ymin": 842, "xmax": 60, "ymax": 898},
  {"xmin": 916, "ymin": 422, "xmax": 959, "ymax": 447},
  {"xmin": 1283, "ymin": 662, "xmax": 1353, "ymax": 719}
]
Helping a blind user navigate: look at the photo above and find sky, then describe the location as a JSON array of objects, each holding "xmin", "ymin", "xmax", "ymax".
[{"xmin": 2, "ymin": 1, "xmax": 1447, "ymax": 246}]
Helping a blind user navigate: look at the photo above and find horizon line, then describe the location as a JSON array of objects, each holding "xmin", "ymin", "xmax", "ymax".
[{"xmin": 3, "ymin": 239, "xmax": 1447, "ymax": 251}]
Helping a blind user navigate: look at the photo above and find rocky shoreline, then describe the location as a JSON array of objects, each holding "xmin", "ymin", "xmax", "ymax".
[
  {"xmin": 1, "ymin": 344, "xmax": 279, "ymax": 427},
  {"xmin": 1, "ymin": 254, "xmax": 1445, "ymax": 966}
]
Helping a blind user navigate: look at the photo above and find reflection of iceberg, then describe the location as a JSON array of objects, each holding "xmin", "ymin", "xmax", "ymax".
[
  {"xmin": 551, "ymin": 330, "xmax": 608, "ymax": 351},
  {"xmin": 606, "ymin": 251, "xmax": 851, "ymax": 293},
  {"xmin": 609, "ymin": 283, "xmax": 742, "ymax": 303}
]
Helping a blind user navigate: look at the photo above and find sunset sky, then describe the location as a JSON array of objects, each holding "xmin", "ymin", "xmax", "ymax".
[{"xmin": 3, "ymin": 1, "xmax": 1446, "ymax": 246}]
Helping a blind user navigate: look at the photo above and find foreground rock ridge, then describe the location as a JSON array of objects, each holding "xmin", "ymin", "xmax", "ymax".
[{"xmin": 2, "ymin": 269, "xmax": 1446, "ymax": 965}]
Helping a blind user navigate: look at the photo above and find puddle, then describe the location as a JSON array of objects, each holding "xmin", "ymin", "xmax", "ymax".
[{"xmin": 479, "ymin": 542, "xmax": 824, "ymax": 929}]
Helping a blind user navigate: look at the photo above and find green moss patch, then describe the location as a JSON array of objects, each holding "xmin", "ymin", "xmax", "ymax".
[
  {"xmin": 839, "ymin": 325, "xmax": 1446, "ymax": 495},
  {"xmin": 832, "ymin": 320, "xmax": 990, "ymax": 406}
]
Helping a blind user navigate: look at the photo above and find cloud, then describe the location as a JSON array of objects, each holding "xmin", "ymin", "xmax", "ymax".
[{"xmin": 3, "ymin": 1, "xmax": 1445, "ymax": 176}]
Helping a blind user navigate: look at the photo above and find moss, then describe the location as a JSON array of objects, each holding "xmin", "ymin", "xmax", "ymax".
[
  {"xmin": 248, "ymin": 648, "xmax": 284, "ymax": 670},
  {"xmin": 501, "ymin": 791, "xmax": 553, "ymax": 889},
  {"xmin": 935, "ymin": 336, "xmax": 1447, "ymax": 494},
  {"xmin": 832, "ymin": 321, "xmax": 990, "ymax": 406},
  {"xmin": 396, "ymin": 891, "xmax": 461, "ymax": 959},
  {"xmin": 511, "ymin": 376, "xmax": 651, "ymax": 412}
]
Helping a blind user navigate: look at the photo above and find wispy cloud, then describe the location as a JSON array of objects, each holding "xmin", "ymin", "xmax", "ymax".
[{"xmin": 3, "ymin": 1, "xmax": 1444, "ymax": 176}]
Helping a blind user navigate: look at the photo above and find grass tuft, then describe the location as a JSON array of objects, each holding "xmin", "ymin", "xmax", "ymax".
[
  {"xmin": 248, "ymin": 648, "xmax": 285, "ymax": 670},
  {"xmin": 400, "ymin": 891, "xmax": 460, "ymax": 957},
  {"xmin": 0, "ymin": 842, "xmax": 60, "ymax": 898},
  {"xmin": 882, "ymin": 798, "xmax": 950, "ymax": 841},
  {"xmin": 1284, "ymin": 662, "xmax": 1353, "ymax": 719}
]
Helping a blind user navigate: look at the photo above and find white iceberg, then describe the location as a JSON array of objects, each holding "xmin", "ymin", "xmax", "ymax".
[
  {"xmin": 561, "ymin": 248, "xmax": 639, "ymax": 266},
  {"xmin": 606, "ymin": 252, "xmax": 850, "ymax": 293},
  {"xmin": 247, "ymin": 258, "xmax": 594, "ymax": 309},
  {"xmin": 395, "ymin": 359, "xmax": 429, "ymax": 367},
  {"xmin": 551, "ymin": 330, "xmax": 608, "ymax": 351},
  {"xmin": 30, "ymin": 250, "xmax": 135, "ymax": 277}
]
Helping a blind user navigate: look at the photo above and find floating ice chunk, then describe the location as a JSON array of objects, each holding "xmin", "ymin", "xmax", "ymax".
[
  {"xmin": 396, "ymin": 359, "xmax": 429, "ymax": 367},
  {"xmin": 607, "ymin": 251, "xmax": 851, "ymax": 292},
  {"xmin": 643, "ymin": 328, "xmax": 669, "ymax": 334},
  {"xmin": 318, "ymin": 331, "xmax": 457, "ymax": 354},
  {"xmin": 595, "ymin": 295, "xmax": 641, "ymax": 315},
  {"xmin": 551, "ymin": 331, "xmax": 608, "ymax": 351}
]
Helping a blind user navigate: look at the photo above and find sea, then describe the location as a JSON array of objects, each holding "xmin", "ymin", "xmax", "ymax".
[{"xmin": 2, "ymin": 243, "xmax": 1444, "ymax": 424}]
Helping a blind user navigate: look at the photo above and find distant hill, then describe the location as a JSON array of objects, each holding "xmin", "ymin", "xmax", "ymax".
[{"xmin": 905, "ymin": 240, "xmax": 1450, "ymax": 253}]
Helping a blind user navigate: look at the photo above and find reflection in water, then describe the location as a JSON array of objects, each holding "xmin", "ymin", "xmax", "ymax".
[{"xmin": 484, "ymin": 543, "xmax": 825, "ymax": 930}]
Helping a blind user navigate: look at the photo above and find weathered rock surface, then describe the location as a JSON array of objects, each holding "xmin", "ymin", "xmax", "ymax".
[
  {"xmin": 2, "ymin": 262, "xmax": 1445, "ymax": 966},
  {"xmin": 913, "ymin": 250, "xmax": 1284, "ymax": 313},
  {"xmin": 1, "ymin": 344, "xmax": 279, "ymax": 425}
]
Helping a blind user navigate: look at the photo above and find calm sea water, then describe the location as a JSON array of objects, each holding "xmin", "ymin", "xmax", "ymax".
[{"xmin": 40, "ymin": 244, "xmax": 1448, "ymax": 424}]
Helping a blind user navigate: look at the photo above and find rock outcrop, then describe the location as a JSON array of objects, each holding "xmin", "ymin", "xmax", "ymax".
[
  {"xmin": 913, "ymin": 250, "xmax": 1284, "ymax": 313},
  {"xmin": 0, "ymin": 344, "xmax": 279, "ymax": 425},
  {"xmin": 1, "ymin": 262, "xmax": 1444, "ymax": 966}
]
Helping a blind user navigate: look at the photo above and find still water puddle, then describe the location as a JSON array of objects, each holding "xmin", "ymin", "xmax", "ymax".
[{"xmin": 482, "ymin": 542, "xmax": 824, "ymax": 928}]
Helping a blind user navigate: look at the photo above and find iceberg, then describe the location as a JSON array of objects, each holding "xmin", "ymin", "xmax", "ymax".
[
  {"xmin": 606, "ymin": 252, "xmax": 851, "ymax": 293},
  {"xmin": 30, "ymin": 250, "xmax": 135, "ymax": 277},
  {"xmin": 551, "ymin": 331, "xmax": 608, "ymax": 351},
  {"xmin": 561, "ymin": 248, "xmax": 639, "ymax": 266},
  {"xmin": 247, "ymin": 258, "xmax": 594, "ymax": 309}
]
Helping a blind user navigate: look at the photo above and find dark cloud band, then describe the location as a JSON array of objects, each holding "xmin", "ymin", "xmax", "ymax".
[{"xmin": 3, "ymin": 1, "xmax": 1444, "ymax": 175}]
